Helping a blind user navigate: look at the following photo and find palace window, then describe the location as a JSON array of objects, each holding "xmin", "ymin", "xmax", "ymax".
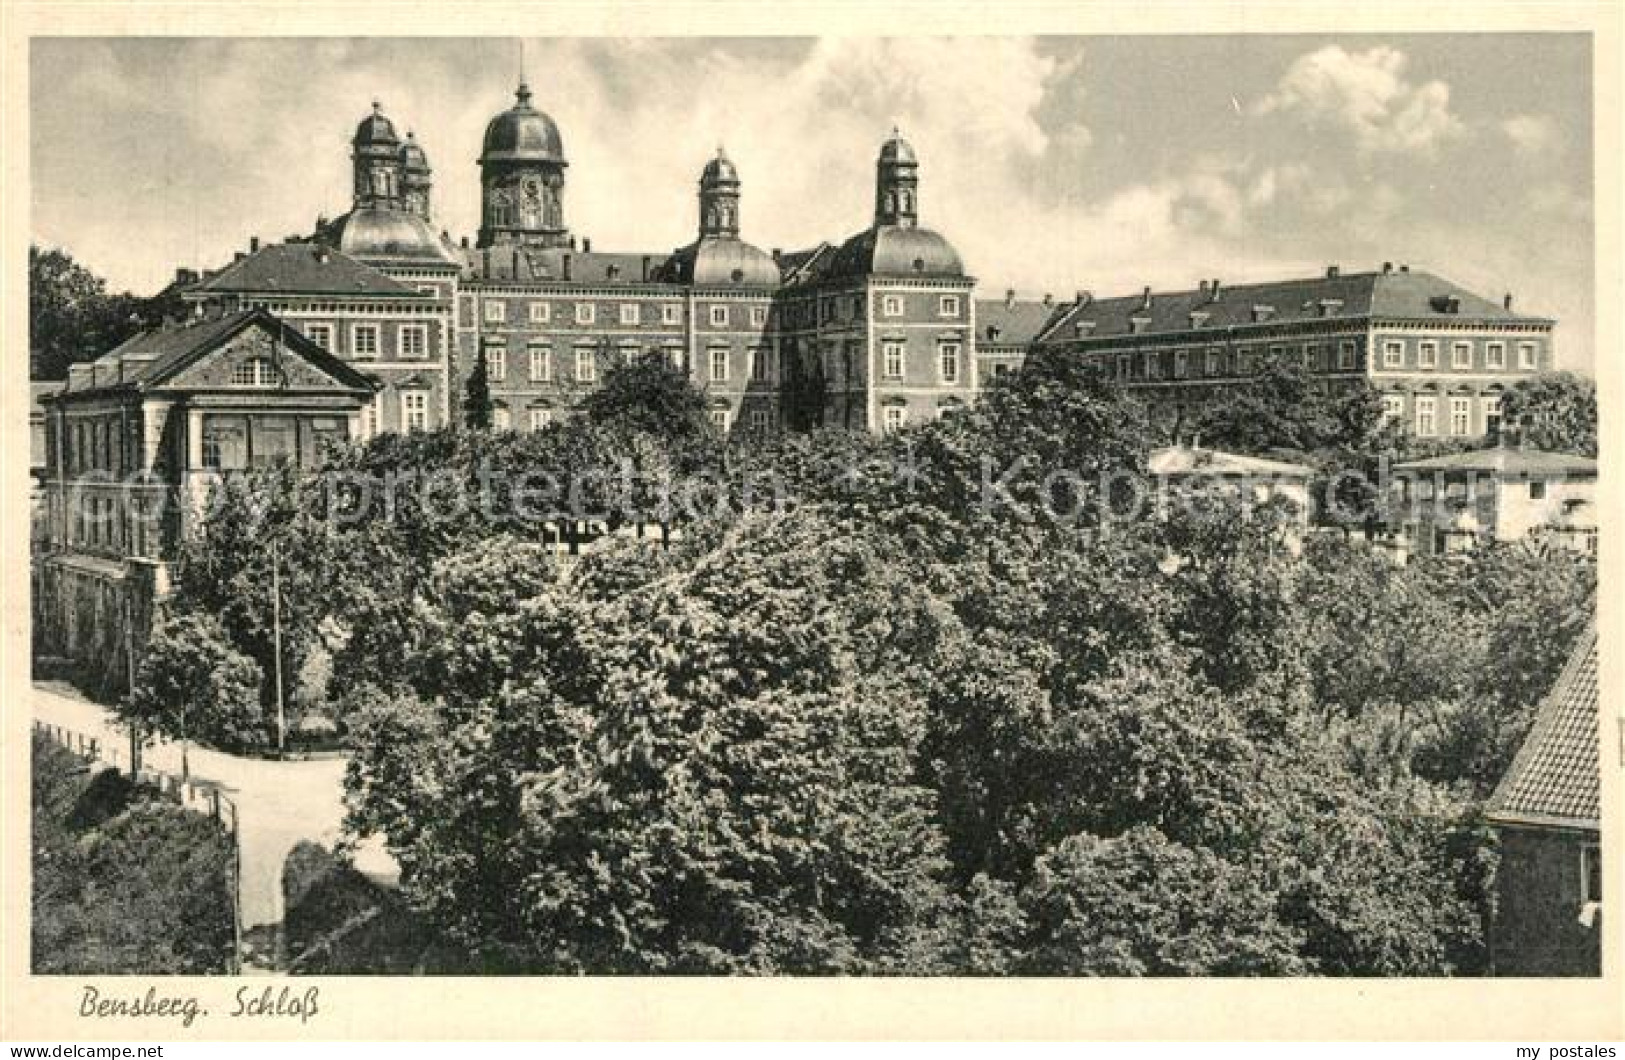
[
  {"xmin": 1117, "ymin": 353, "xmax": 1133, "ymax": 379},
  {"xmin": 528, "ymin": 301, "xmax": 551, "ymax": 323},
  {"xmin": 352, "ymin": 325, "xmax": 380, "ymax": 358},
  {"xmin": 250, "ymin": 416, "xmax": 297, "ymax": 468},
  {"xmin": 402, "ymin": 391, "xmax": 428, "ymax": 433},
  {"xmin": 1205, "ymin": 348, "xmax": 1222, "ymax": 376},
  {"xmin": 750, "ymin": 346, "xmax": 770, "ymax": 383},
  {"xmin": 709, "ymin": 347, "xmax": 730, "ymax": 383},
  {"xmin": 1486, "ymin": 341, "xmax": 1506, "ymax": 369},
  {"xmin": 1518, "ymin": 342, "xmax": 1537, "ymax": 369},
  {"xmin": 1268, "ymin": 344, "xmax": 1285, "ymax": 364},
  {"xmin": 574, "ymin": 347, "xmax": 596, "ymax": 383},
  {"xmin": 750, "ymin": 408, "xmax": 771, "ymax": 435},
  {"xmin": 200, "ymin": 415, "xmax": 248, "ymax": 471},
  {"xmin": 1382, "ymin": 393, "xmax": 1405, "ymax": 422},
  {"xmin": 883, "ymin": 341, "xmax": 906, "ymax": 379},
  {"xmin": 484, "ymin": 300, "xmax": 506, "ymax": 323},
  {"xmin": 1452, "ymin": 341, "xmax": 1472, "ymax": 369},
  {"xmin": 363, "ymin": 400, "xmax": 378, "ymax": 438},
  {"xmin": 1383, "ymin": 340, "xmax": 1404, "ymax": 368},
  {"xmin": 1338, "ymin": 341, "xmax": 1357, "ymax": 369},
  {"xmin": 1303, "ymin": 344, "xmax": 1320, "ymax": 370},
  {"xmin": 305, "ymin": 323, "xmax": 333, "ymax": 351},
  {"xmin": 883, "ymin": 406, "xmax": 907, "ymax": 433},
  {"xmin": 709, "ymin": 305, "xmax": 729, "ymax": 327},
  {"xmin": 1174, "ymin": 350, "xmax": 1189, "ymax": 379},
  {"xmin": 529, "ymin": 407, "xmax": 553, "ymax": 432},
  {"xmin": 939, "ymin": 341, "xmax": 961, "ymax": 385},
  {"xmin": 232, "ymin": 357, "xmax": 278, "ymax": 387},
  {"xmin": 484, "ymin": 341, "xmax": 507, "ymax": 382},
  {"xmin": 1414, "ymin": 395, "xmax": 1437, "ymax": 436},
  {"xmin": 661, "ymin": 303, "xmax": 682, "ymax": 326},
  {"xmin": 1418, "ymin": 340, "xmax": 1438, "ymax": 368},
  {"xmin": 528, "ymin": 342, "xmax": 551, "ymax": 382},
  {"xmin": 1582, "ymin": 844, "xmax": 1603, "ymax": 905},
  {"xmin": 938, "ymin": 295, "xmax": 960, "ymax": 317},
  {"xmin": 575, "ymin": 303, "xmax": 596, "ymax": 325},
  {"xmin": 1143, "ymin": 351, "xmax": 1161, "ymax": 380},
  {"xmin": 709, "ymin": 408, "xmax": 729, "ymax": 432},
  {"xmin": 1235, "ymin": 349, "xmax": 1252, "ymax": 375},
  {"xmin": 1449, "ymin": 396, "xmax": 1471, "ymax": 437},
  {"xmin": 1483, "ymin": 396, "xmax": 1502, "ymax": 438},
  {"xmin": 882, "ymin": 295, "xmax": 904, "ymax": 317},
  {"xmin": 619, "ymin": 303, "xmax": 640, "ymax": 326},
  {"xmin": 1529, "ymin": 480, "xmax": 1547, "ymax": 500},
  {"xmin": 400, "ymin": 324, "xmax": 428, "ymax": 360},
  {"xmin": 492, "ymin": 406, "xmax": 511, "ymax": 432},
  {"xmin": 750, "ymin": 306, "xmax": 768, "ymax": 327}
]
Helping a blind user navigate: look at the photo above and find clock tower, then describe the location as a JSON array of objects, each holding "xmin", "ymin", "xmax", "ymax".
[{"xmin": 477, "ymin": 81, "xmax": 569, "ymax": 249}]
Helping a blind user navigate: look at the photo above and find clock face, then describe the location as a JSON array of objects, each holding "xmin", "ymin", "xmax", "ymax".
[{"xmin": 522, "ymin": 176, "xmax": 542, "ymax": 201}]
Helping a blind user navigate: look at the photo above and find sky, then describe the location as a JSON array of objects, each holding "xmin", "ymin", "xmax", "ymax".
[{"xmin": 31, "ymin": 34, "xmax": 1595, "ymax": 369}]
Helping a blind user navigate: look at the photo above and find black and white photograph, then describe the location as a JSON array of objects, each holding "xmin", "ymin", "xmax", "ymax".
[{"xmin": 4, "ymin": 3, "xmax": 1621, "ymax": 1044}]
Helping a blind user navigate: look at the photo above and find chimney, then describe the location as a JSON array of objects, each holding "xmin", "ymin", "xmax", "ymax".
[
  {"xmin": 314, "ymin": 245, "xmax": 330, "ymax": 264},
  {"xmin": 1400, "ymin": 264, "xmax": 1409, "ymax": 273},
  {"xmin": 1077, "ymin": 290, "xmax": 1093, "ymax": 309},
  {"xmin": 234, "ymin": 252, "xmax": 246, "ymax": 263},
  {"xmin": 771, "ymin": 248, "xmax": 782, "ymax": 261},
  {"xmin": 1326, "ymin": 264, "xmax": 1340, "ymax": 279},
  {"xmin": 512, "ymin": 247, "xmax": 522, "ymax": 277},
  {"xmin": 460, "ymin": 235, "xmax": 470, "ymax": 250},
  {"xmin": 483, "ymin": 248, "xmax": 492, "ymax": 274},
  {"xmin": 569, "ymin": 235, "xmax": 578, "ymax": 251},
  {"xmin": 1140, "ymin": 285, "xmax": 1152, "ymax": 310},
  {"xmin": 1504, "ymin": 292, "xmax": 1514, "ymax": 311},
  {"xmin": 562, "ymin": 253, "xmax": 573, "ymax": 281},
  {"xmin": 1042, "ymin": 292, "xmax": 1054, "ymax": 307},
  {"xmin": 642, "ymin": 255, "xmax": 651, "ymax": 281},
  {"xmin": 583, "ymin": 237, "xmax": 592, "ymax": 253},
  {"xmin": 249, "ymin": 236, "xmax": 260, "ymax": 253},
  {"xmin": 1198, "ymin": 280, "xmax": 1209, "ymax": 296},
  {"xmin": 1382, "ymin": 261, "xmax": 1393, "ymax": 274},
  {"xmin": 1209, "ymin": 278, "xmax": 1221, "ymax": 302},
  {"xmin": 1005, "ymin": 288, "xmax": 1016, "ymax": 309}
]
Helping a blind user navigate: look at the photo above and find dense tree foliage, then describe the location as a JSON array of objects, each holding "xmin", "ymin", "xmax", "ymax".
[
  {"xmin": 462, "ymin": 349, "xmax": 493, "ymax": 432},
  {"xmin": 123, "ymin": 610, "xmax": 265, "ymax": 752},
  {"xmin": 29, "ymin": 244, "xmax": 183, "ymax": 380},
  {"xmin": 1499, "ymin": 371, "xmax": 1598, "ymax": 456},
  {"xmin": 31, "ymin": 733, "xmax": 234, "ymax": 974}
]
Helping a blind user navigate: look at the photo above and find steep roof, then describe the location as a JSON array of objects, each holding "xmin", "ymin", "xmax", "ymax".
[
  {"xmin": 460, "ymin": 244, "xmax": 675, "ymax": 286},
  {"xmin": 977, "ymin": 298, "xmax": 1062, "ymax": 348},
  {"xmin": 1149, "ymin": 445, "xmax": 1314, "ymax": 479},
  {"xmin": 1487, "ymin": 621, "xmax": 1600, "ymax": 830},
  {"xmin": 1393, "ymin": 446, "xmax": 1597, "ymax": 476},
  {"xmin": 193, "ymin": 242, "xmax": 423, "ymax": 298},
  {"xmin": 1036, "ymin": 268, "xmax": 1553, "ymax": 344}
]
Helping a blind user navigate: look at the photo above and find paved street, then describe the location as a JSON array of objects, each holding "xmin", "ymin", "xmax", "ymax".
[{"xmin": 31, "ymin": 681, "xmax": 398, "ymax": 931}]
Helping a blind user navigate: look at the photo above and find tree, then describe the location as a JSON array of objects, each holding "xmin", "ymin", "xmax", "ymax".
[
  {"xmin": 124, "ymin": 610, "xmax": 265, "ymax": 753},
  {"xmin": 579, "ymin": 351, "xmax": 716, "ymax": 448},
  {"xmin": 462, "ymin": 348, "xmax": 493, "ymax": 431},
  {"xmin": 1500, "ymin": 371, "xmax": 1597, "ymax": 456},
  {"xmin": 29, "ymin": 244, "xmax": 148, "ymax": 380}
]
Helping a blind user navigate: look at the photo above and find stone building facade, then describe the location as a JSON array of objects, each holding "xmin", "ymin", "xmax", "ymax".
[{"xmin": 1028, "ymin": 265, "xmax": 1556, "ymax": 441}]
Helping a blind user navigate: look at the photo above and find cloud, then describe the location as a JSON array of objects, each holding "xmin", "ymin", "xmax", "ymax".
[
  {"xmin": 1501, "ymin": 113, "xmax": 1562, "ymax": 158},
  {"xmin": 1254, "ymin": 45, "xmax": 1464, "ymax": 154}
]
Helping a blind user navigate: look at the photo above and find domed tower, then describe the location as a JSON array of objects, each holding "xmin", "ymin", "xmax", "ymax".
[
  {"xmin": 399, "ymin": 131, "xmax": 433, "ymax": 221},
  {"xmin": 698, "ymin": 147, "xmax": 740, "ymax": 239},
  {"xmin": 874, "ymin": 128, "xmax": 919, "ymax": 228},
  {"xmin": 352, "ymin": 101, "xmax": 403, "ymax": 211},
  {"xmin": 477, "ymin": 80, "xmax": 569, "ymax": 250}
]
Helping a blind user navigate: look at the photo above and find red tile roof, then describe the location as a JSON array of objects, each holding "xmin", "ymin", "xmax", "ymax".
[{"xmin": 1487, "ymin": 621, "xmax": 1600, "ymax": 830}]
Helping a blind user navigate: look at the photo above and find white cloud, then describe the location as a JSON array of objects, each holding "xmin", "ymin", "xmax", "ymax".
[
  {"xmin": 1501, "ymin": 113, "xmax": 1562, "ymax": 158},
  {"xmin": 1254, "ymin": 46, "xmax": 1464, "ymax": 154}
]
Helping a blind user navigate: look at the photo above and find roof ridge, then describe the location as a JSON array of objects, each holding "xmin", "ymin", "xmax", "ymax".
[{"xmin": 1486, "ymin": 618, "xmax": 1599, "ymax": 823}]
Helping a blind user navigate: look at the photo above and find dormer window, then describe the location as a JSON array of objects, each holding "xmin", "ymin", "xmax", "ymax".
[
  {"xmin": 1075, "ymin": 320, "xmax": 1097, "ymax": 337},
  {"xmin": 1318, "ymin": 299, "xmax": 1344, "ymax": 317},
  {"xmin": 1251, "ymin": 304, "xmax": 1275, "ymax": 323},
  {"xmin": 1130, "ymin": 316, "xmax": 1151, "ymax": 335},
  {"xmin": 231, "ymin": 357, "xmax": 278, "ymax": 388},
  {"xmin": 986, "ymin": 325, "xmax": 1002, "ymax": 341},
  {"xmin": 1189, "ymin": 311, "xmax": 1210, "ymax": 329}
]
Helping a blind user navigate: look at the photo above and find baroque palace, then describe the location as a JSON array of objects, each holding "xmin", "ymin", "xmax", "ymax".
[{"xmin": 34, "ymin": 79, "xmax": 1562, "ymax": 685}]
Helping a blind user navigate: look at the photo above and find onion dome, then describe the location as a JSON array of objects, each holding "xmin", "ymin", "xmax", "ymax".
[
  {"xmin": 320, "ymin": 207, "xmax": 458, "ymax": 265},
  {"xmin": 827, "ymin": 226, "xmax": 963, "ymax": 280},
  {"xmin": 399, "ymin": 131, "xmax": 430, "ymax": 173},
  {"xmin": 700, "ymin": 147, "xmax": 739, "ymax": 186},
  {"xmin": 878, "ymin": 128, "xmax": 917, "ymax": 165},
  {"xmin": 481, "ymin": 81, "xmax": 566, "ymax": 165},
  {"xmin": 353, "ymin": 101, "xmax": 400, "ymax": 147}
]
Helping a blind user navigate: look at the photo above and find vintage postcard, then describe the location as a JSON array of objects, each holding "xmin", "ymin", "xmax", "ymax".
[{"xmin": 2, "ymin": 0, "xmax": 1621, "ymax": 1042}]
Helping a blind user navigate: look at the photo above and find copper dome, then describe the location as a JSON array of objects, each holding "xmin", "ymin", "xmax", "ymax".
[
  {"xmin": 321, "ymin": 207, "xmax": 458, "ymax": 265},
  {"xmin": 399, "ymin": 131, "xmax": 431, "ymax": 173},
  {"xmin": 480, "ymin": 82, "xmax": 566, "ymax": 165},
  {"xmin": 827, "ymin": 225, "xmax": 962, "ymax": 280},
  {"xmin": 353, "ymin": 101, "xmax": 400, "ymax": 147},
  {"xmin": 665, "ymin": 236, "xmax": 780, "ymax": 287}
]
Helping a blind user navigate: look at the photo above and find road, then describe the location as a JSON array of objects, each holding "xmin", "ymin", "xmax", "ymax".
[{"xmin": 31, "ymin": 681, "xmax": 398, "ymax": 931}]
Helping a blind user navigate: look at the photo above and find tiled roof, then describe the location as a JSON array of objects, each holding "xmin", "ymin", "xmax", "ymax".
[
  {"xmin": 774, "ymin": 244, "xmax": 834, "ymax": 287},
  {"xmin": 1035, "ymin": 268, "xmax": 1553, "ymax": 344},
  {"xmin": 1393, "ymin": 446, "xmax": 1597, "ymax": 476},
  {"xmin": 1487, "ymin": 621, "xmax": 1600, "ymax": 829},
  {"xmin": 460, "ymin": 245, "xmax": 675, "ymax": 286},
  {"xmin": 194, "ymin": 242, "xmax": 421, "ymax": 297},
  {"xmin": 976, "ymin": 298, "xmax": 1062, "ymax": 347}
]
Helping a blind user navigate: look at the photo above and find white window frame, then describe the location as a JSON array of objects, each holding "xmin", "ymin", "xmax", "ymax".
[
  {"xmin": 1449, "ymin": 396, "xmax": 1471, "ymax": 437},
  {"xmin": 661, "ymin": 303, "xmax": 682, "ymax": 326},
  {"xmin": 709, "ymin": 347, "xmax": 730, "ymax": 383},
  {"xmin": 749, "ymin": 408, "xmax": 770, "ymax": 435},
  {"xmin": 619, "ymin": 303, "xmax": 640, "ymax": 326},
  {"xmin": 574, "ymin": 302, "xmax": 596, "ymax": 326},
  {"xmin": 1143, "ymin": 351, "xmax": 1161, "ymax": 380},
  {"xmin": 750, "ymin": 305, "xmax": 768, "ymax": 327},
  {"xmin": 1414, "ymin": 395, "xmax": 1437, "ymax": 437},
  {"xmin": 1382, "ymin": 393, "xmax": 1405, "ymax": 422},
  {"xmin": 351, "ymin": 324, "xmax": 380, "ymax": 358},
  {"xmin": 484, "ymin": 300, "xmax": 506, "ymax": 324},
  {"xmin": 938, "ymin": 341, "xmax": 961, "ymax": 385},
  {"xmin": 362, "ymin": 400, "xmax": 379, "ymax": 438},
  {"xmin": 1205, "ymin": 348, "xmax": 1221, "ymax": 375},
  {"xmin": 485, "ymin": 342, "xmax": 507, "ymax": 382},
  {"xmin": 402, "ymin": 391, "xmax": 428, "ymax": 433},
  {"xmin": 400, "ymin": 323, "xmax": 428, "ymax": 360},
  {"xmin": 528, "ymin": 343, "xmax": 551, "ymax": 382},
  {"xmin": 709, "ymin": 304, "xmax": 729, "ymax": 328},
  {"xmin": 232, "ymin": 357, "xmax": 276, "ymax": 387},
  {"xmin": 1418, "ymin": 340, "xmax": 1438, "ymax": 369},
  {"xmin": 1518, "ymin": 341, "xmax": 1537, "ymax": 369},
  {"xmin": 1117, "ymin": 353, "xmax": 1133, "ymax": 379},
  {"xmin": 574, "ymin": 347, "xmax": 596, "ymax": 383},
  {"xmin": 305, "ymin": 323, "xmax": 334, "ymax": 351},
  {"xmin": 883, "ymin": 341, "xmax": 905, "ymax": 380},
  {"xmin": 529, "ymin": 407, "xmax": 553, "ymax": 432},
  {"xmin": 1303, "ymin": 344, "xmax": 1319, "ymax": 370},
  {"xmin": 1486, "ymin": 341, "xmax": 1506, "ymax": 369},
  {"xmin": 1174, "ymin": 350, "xmax": 1189, "ymax": 379},
  {"xmin": 882, "ymin": 295, "xmax": 904, "ymax": 318},
  {"xmin": 1337, "ymin": 341, "xmax": 1356, "ymax": 369},
  {"xmin": 938, "ymin": 295, "xmax": 961, "ymax": 318},
  {"xmin": 1235, "ymin": 348, "xmax": 1252, "ymax": 375},
  {"xmin": 1382, "ymin": 340, "xmax": 1404, "ymax": 369},
  {"xmin": 528, "ymin": 301, "xmax": 551, "ymax": 324},
  {"xmin": 883, "ymin": 406, "xmax": 907, "ymax": 433},
  {"xmin": 492, "ymin": 406, "xmax": 512, "ymax": 432},
  {"xmin": 1452, "ymin": 341, "xmax": 1472, "ymax": 369},
  {"xmin": 709, "ymin": 408, "xmax": 729, "ymax": 432},
  {"xmin": 750, "ymin": 346, "xmax": 770, "ymax": 383}
]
